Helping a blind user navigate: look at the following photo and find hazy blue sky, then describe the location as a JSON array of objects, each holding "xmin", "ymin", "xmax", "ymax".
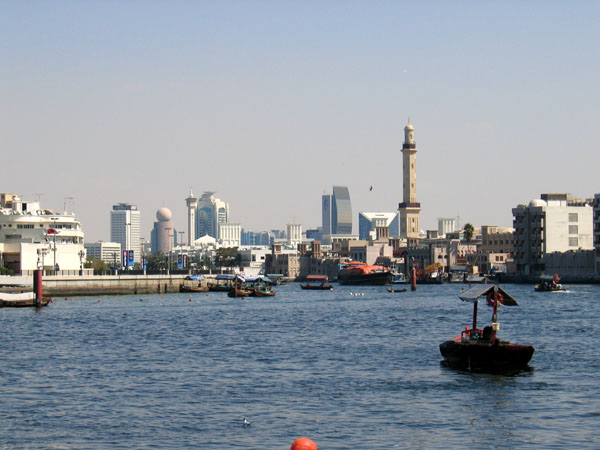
[{"xmin": 3, "ymin": 1, "xmax": 599, "ymax": 242}]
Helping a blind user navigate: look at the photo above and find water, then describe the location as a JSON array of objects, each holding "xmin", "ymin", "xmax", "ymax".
[{"xmin": 1, "ymin": 283, "xmax": 599, "ymax": 449}]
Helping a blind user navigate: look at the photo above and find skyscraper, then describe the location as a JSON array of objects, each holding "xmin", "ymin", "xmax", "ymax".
[
  {"xmin": 186, "ymin": 189, "xmax": 198, "ymax": 245},
  {"xmin": 332, "ymin": 186, "xmax": 352, "ymax": 234},
  {"xmin": 398, "ymin": 121, "xmax": 421, "ymax": 238},
  {"xmin": 322, "ymin": 186, "xmax": 353, "ymax": 236},
  {"xmin": 195, "ymin": 191, "xmax": 229, "ymax": 240},
  {"xmin": 110, "ymin": 203, "xmax": 141, "ymax": 264}
]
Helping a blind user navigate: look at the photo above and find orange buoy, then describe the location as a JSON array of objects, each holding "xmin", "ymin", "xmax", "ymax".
[
  {"xmin": 98, "ymin": 299, "xmax": 101, "ymax": 303},
  {"xmin": 291, "ymin": 437, "xmax": 317, "ymax": 450}
]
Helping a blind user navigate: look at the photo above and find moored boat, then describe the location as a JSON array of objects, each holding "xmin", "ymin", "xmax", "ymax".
[
  {"xmin": 439, "ymin": 285, "xmax": 534, "ymax": 372},
  {"xmin": 337, "ymin": 261, "xmax": 392, "ymax": 285},
  {"xmin": 0, "ymin": 291, "xmax": 50, "ymax": 308},
  {"xmin": 300, "ymin": 275, "xmax": 333, "ymax": 290},
  {"xmin": 208, "ymin": 274, "xmax": 236, "ymax": 292},
  {"xmin": 386, "ymin": 287, "xmax": 407, "ymax": 293}
]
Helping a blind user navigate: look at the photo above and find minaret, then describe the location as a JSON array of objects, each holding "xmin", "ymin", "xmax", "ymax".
[
  {"xmin": 398, "ymin": 120, "xmax": 421, "ymax": 239},
  {"xmin": 186, "ymin": 188, "xmax": 198, "ymax": 245}
]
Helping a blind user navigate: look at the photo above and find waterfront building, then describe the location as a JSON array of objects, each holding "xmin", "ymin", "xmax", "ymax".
[
  {"xmin": 512, "ymin": 194, "xmax": 593, "ymax": 275},
  {"xmin": 0, "ymin": 194, "xmax": 86, "ymax": 273},
  {"xmin": 151, "ymin": 207, "xmax": 175, "ymax": 255},
  {"xmin": 110, "ymin": 203, "xmax": 141, "ymax": 264},
  {"xmin": 195, "ymin": 192, "xmax": 229, "ymax": 240},
  {"xmin": 398, "ymin": 121, "xmax": 421, "ymax": 238},
  {"xmin": 185, "ymin": 189, "xmax": 198, "ymax": 246},
  {"xmin": 358, "ymin": 212, "xmax": 399, "ymax": 240},
  {"xmin": 287, "ymin": 223, "xmax": 302, "ymax": 247},
  {"xmin": 84, "ymin": 241, "xmax": 122, "ymax": 267},
  {"xmin": 305, "ymin": 228, "xmax": 322, "ymax": 241},
  {"xmin": 218, "ymin": 223, "xmax": 241, "ymax": 248},
  {"xmin": 438, "ymin": 218, "xmax": 457, "ymax": 237}
]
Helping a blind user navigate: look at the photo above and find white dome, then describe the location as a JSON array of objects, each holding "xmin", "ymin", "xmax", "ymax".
[
  {"xmin": 156, "ymin": 207, "xmax": 172, "ymax": 222},
  {"xmin": 404, "ymin": 122, "xmax": 414, "ymax": 131},
  {"xmin": 529, "ymin": 199, "xmax": 547, "ymax": 208}
]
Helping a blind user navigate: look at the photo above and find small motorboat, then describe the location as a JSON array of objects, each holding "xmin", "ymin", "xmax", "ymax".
[
  {"xmin": 439, "ymin": 285, "xmax": 534, "ymax": 372},
  {"xmin": 534, "ymin": 274, "xmax": 565, "ymax": 292},
  {"xmin": 0, "ymin": 291, "xmax": 50, "ymax": 308}
]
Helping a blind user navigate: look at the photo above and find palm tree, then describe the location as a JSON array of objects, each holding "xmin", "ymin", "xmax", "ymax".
[{"xmin": 463, "ymin": 223, "xmax": 474, "ymax": 243}]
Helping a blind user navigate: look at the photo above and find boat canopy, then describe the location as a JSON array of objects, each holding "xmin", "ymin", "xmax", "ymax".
[
  {"xmin": 459, "ymin": 285, "xmax": 518, "ymax": 306},
  {"xmin": 538, "ymin": 274, "xmax": 556, "ymax": 281},
  {"xmin": 185, "ymin": 275, "xmax": 204, "ymax": 281},
  {"xmin": 216, "ymin": 274, "xmax": 235, "ymax": 280},
  {"xmin": 306, "ymin": 275, "xmax": 328, "ymax": 281}
]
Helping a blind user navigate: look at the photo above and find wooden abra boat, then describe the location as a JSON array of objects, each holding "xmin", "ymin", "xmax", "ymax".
[
  {"xmin": 439, "ymin": 285, "xmax": 534, "ymax": 372},
  {"xmin": 300, "ymin": 275, "xmax": 333, "ymax": 290}
]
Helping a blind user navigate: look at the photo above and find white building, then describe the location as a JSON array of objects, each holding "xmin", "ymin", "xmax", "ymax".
[
  {"xmin": 512, "ymin": 194, "xmax": 593, "ymax": 275},
  {"xmin": 84, "ymin": 241, "xmax": 122, "ymax": 267},
  {"xmin": 287, "ymin": 223, "xmax": 302, "ymax": 247},
  {"xmin": 438, "ymin": 218, "xmax": 457, "ymax": 237},
  {"xmin": 110, "ymin": 203, "xmax": 141, "ymax": 264},
  {"xmin": 359, "ymin": 212, "xmax": 399, "ymax": 240},
  {"xmin": 0, "ymin": 194, "xmax": 86, "ymax": 273},
  {"xmin": 218, "ymin": 223, "xmax": 241, "ymax": 248}
]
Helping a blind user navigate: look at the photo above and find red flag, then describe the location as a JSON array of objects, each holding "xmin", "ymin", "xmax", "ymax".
[{"xmin": 46, "ymin": 228, "xmax": 57, "ymax": 234}]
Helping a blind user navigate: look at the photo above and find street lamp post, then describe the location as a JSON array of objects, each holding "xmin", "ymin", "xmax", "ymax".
[{"xmin": 140, "ymin": 237, "xmax": 146, "ymax": 275}]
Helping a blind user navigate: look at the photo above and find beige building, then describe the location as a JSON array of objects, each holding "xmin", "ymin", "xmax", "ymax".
[{"xmin": 398, "ymin": 121, "xmax": 421, "ymax": 238}]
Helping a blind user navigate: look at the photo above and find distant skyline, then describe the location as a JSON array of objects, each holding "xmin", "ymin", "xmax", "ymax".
[{"xmin": 3, "ymin": 1, "xmax": 599, "ymax": 242}]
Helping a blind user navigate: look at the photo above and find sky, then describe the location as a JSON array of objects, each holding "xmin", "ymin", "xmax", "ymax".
[{"xmin": 2, "ymin": 0, "xmax": 599, "ymax": 242}]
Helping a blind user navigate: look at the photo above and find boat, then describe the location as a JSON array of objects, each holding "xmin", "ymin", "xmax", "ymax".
[
  {"xmin": 0, "ymin": 291, "xmax": 50, "ymax": 308},
  {"xmin": 386, "ymin": 287, "xmax": 407, "ymax": 293},
  {"xmin": 208, "ymin": 274, "xmax": 236, "ymax": 292},
  {"xmin": 534, "ymin": 274, "xmax": 565, "ymax": 292},
  {"xmin": 439, "ymin": 285, "xmax": 534, "ymax": 372},
  {"xmin": 180, "ymin": 285, "xmax": 209, "ymax": 293},
  {"xmin": 300, "ymin": 275, "xmax": 333, "ymax": 290},
  {"xmin": 251, "ymin": 285, "xmax": 277, "ymax": 297},
  {"xmin": 227, "ymin": 276, "xmax": 252, "ymax": 298},
  {"xmin": 389, "ymin": 273, "xmax": 408, "ymax": 284},
  {"xmin": 243, "ymin": 276, "xmax": 277, "ymax": 297},
  {"xmin": 337, "ymin": 261, "xmax": 392, "ymax": 285}
]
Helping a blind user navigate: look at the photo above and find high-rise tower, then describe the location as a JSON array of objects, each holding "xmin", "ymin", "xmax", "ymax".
[
  {"xmin": 398, "ymin": 121, "xmax": 421, "ymax": 238},
  {"xmin": 186, "ymin": 189, "xmax": 198, "ymax": 246},
  {"xmin": 110, "ymin": 203, "xmax": 141, "ymax": 264}
]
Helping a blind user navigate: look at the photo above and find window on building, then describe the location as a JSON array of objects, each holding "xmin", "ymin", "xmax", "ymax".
[
  {"xmin": 569, "ymin": 237, "xmax": 578, "ymax": 247},
  {"xmin": 569, "ymin": 213, "xmax": 578, "ymax": 222},
  {"xmin": 569, "ymin": 225, "xmax": 578, "ymax": 234}
]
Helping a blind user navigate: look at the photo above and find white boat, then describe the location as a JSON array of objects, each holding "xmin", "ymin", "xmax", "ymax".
[{"xmin": 0, "ymin": 291, "xmax": 49, "ymax": 307}]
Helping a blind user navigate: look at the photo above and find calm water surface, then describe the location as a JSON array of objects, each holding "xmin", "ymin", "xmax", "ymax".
[{"xmin": 1, "ymin": 283, "xmax": 599, "ymax": 449}]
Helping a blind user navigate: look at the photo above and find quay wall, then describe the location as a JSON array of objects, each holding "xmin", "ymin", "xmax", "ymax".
[{"xmin": 0, "ymin": 274, "xmax": 194, "ymax": 296}]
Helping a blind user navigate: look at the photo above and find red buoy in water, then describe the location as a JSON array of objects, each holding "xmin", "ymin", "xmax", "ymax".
[{"xmin": 291, "ymin": 437, "xmax": 317, "ymax": 450}]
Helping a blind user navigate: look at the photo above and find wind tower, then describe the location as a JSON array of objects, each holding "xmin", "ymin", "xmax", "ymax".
[
  {"xmin": 186, "ymin": 188, "xmax": 198, "ymax": 245},
  {"xmin": 398, "ymin": 120, "xmax": 421, "ymax": 239}
]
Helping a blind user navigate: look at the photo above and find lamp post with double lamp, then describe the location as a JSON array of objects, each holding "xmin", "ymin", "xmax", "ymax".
[
  {"xmin": 78, "ymin": 250, "xmax": 85, "ymax": 276},
  {"xmin": 48, "ymin": 217, "xmax": 59, "ymax": 274},
  {"xmin": 140, "ymin": 237, "xmax": 146, "ymax": 275}
]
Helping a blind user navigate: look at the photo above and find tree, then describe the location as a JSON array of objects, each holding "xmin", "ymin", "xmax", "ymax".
[
  {"xmin": 146, "ymin": 251, "xmax": 167, "ymax": 270},
  {"xmin": 214, "ymin": 247, "xmax": 241, "ymax": 272},
  {"xmin": 84, "ymin": 257, "xmax": 108, "ymax": 273},
  {"xmin": 463, "ymin": 223, "xmax": 474, "ymax": 243}
]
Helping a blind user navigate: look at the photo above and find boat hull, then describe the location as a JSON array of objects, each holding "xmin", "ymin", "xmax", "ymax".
[
  {"xmin": 300, "ymin": 285, "xmax": 333, "ymax": 290},
  {"xmin": 338, "ymin": 271, "xmax": 391, "ymax": 285},
  {"xmin": 439, "ymin": 340, "xmax": 534, "ymax": 372}
]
